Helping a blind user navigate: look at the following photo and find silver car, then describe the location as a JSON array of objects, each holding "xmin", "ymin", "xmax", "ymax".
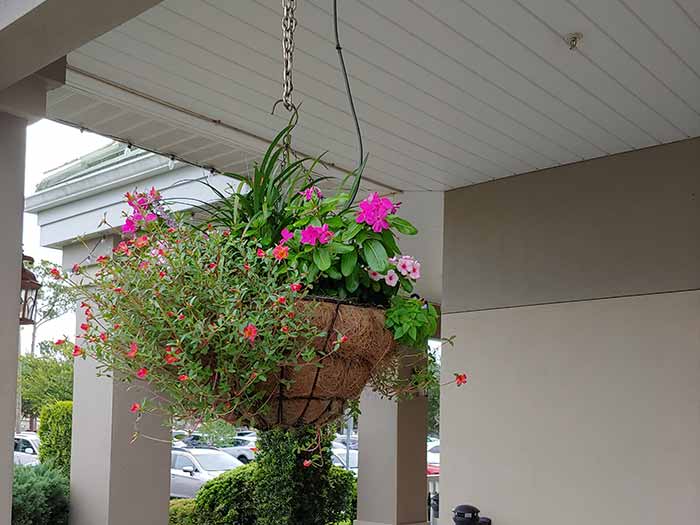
[
  {"xmin": 14, "ymin": 433, "xmax": 40, "ymax": 466},
  {"xmin": 219, "ymin": 436, "xmax": 258, "ymax": 464},
  {"xmin": 170, "ymin": 447, "xmax": 244, "ymax": 499}
]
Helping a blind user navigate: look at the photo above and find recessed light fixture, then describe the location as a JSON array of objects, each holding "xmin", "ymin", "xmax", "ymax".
[{"xmin": 564, "ymin": 32, "xmax": 583, "ymax": 50}]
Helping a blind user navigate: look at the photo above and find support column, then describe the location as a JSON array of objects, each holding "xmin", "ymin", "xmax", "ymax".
[
  {"xmin": 64, "ymin": 240, "xmax": 170, "ymax": 525},
  {"xmin": 0, "ymin": 112, "xmax": 26, "ymax": 523},
  {"xmin": 356, "ymin": 385, "xmax": 428, "ymax": 525}
]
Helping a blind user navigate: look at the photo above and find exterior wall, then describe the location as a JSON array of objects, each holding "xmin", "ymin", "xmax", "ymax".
[{"xmin": 440, "ymin": 138, "xmax": 700, "ymax": 525}]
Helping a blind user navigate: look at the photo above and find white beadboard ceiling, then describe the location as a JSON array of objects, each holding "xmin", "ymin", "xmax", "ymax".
[{"xmin": 46, "ymin": 0, "xmax": 700, "ymax": 192}]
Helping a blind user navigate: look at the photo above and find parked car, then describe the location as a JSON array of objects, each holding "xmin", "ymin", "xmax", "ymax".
[
  {"xmin": 331, "ymin": 447, "xmax": 359, "ymax": 475},
  {"xmin": 14, "ymin": 432, "xmax": 40, "ymax": 466},
  {"xmin": 219, "ymin": 436, "xmax": 258, "ymax": 464},
  {"xmin": 170, "ymin": 447, "xmax": 244, "ymax": 499},
  {"xmin": 427, "ymin": 439, "xmax": 440, "ymax": 467}
]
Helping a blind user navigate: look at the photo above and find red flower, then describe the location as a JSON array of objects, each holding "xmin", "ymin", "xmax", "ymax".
[
  {"xmin": 84, "ymin": 308, "xmax": 93, "ymax": 319},
  {"xmin": 127, "ymin": 342, "xmax": 138, "ymax": 358},
  {"xmin": 54, "ymin": 339, "xmax": 66, "ymax": 346},
  {"xmin": 277, "ymin": 296, "xmax": 287, "ymax": 305},
  {"xmin": 72, "ymin": 345, "xmax": 83, "ymax": 357},
  {"xmin": 158, "ymin": 271, "xmax": 166, "ymax": 279},
  {"xmin": 338, "ymin": 335, "xmax": 348, "ymax": 344},
  {"xmin": 134, "ymin": 235, "xmax": 149, "ymax": 248},
  {"xmin": 130, "ymin": 403, "xmax": 141, "ymax": 414},
  {"xmin": 256, "ymin": 248, "xmax": 266, "ymax": 258},
  {"xmin": 287, "ymin": 312, "xmax": 296, "ymax": 319},
  {"xmin": 113, "ymin": 323, "xmax": 121, "ymax": 330},
  {"xmin": 99, "ymin": 332, "xmax": 108, "ymax": 342},
  {"xmin": 455, "ymin": 373, "xmax": 468, "ymax": 387},
  {"xmin": 138, "ymin": 260, "xmax": 150, "ymax": 270},
  {"xmin": 136, "ymin": 367, "xmax": 148, "ymax": 379},
  {"xmin": 166, "ymin": 311, "xmax": 175, "ymax": 318},
  {"xmin": 49, "ymin": 268, "xmax": 61, "ymax": 279},
  {"xmin": 243, "ymin": 263, "xmax": 250, "ymax": 271},
  {"xmin": 177, "ymin": 313, "xmax": 185, "ymax": 321},
  {"xmin": 113, "ymin": 287, "xmax": 123, "ymax": 293},
  {"xmin": 242, "ymin": 323, "xmax": 258, "ymax": 343},
  {"xmin": 272, "ymin": 244, "xmax": 289, "ymax": 260},
  {"xmin": 167, "ymin": 227, "xmax": 177, "ymax": 234},
  {"xmin": 290, "ymin": 283, "xmax": 302, "ymax": 293},
  {"xmin": 303, "ymin": 459, "xmax": 312, "ymax": 468},
  {"xmin": 281, "ymin": 326, "xmax": 289, "ymax": 334},
  {"xmin": 178, "ymin": 374, "xmax": 189, "ymax": 382},
  {"xmin": 208, "ymin": 262, "xmax": 217, "ymax": 270},
  {"xmin": 71, "ymin": 263, "xmax": 81, "ymax": 274},
  {"xmin": 250, "ymin": 371, "xmax": 258, "ymax": 380},
  {"xmin": 223, "ymin": 230, "xmax": 230, "ymax": 237},
  {"xmin": 164, "ymin": 353, "xmax": 179, "ymax": 365},
  {"xmin": 96, "ymin": 255, "xmax": 109, "ymax": 264},
  {"xmin": 114, "ymin": 241, "xmax": 132, "ymax": 256},
  {"xmin": 80, "ymin": 322, "xmax": 89, "ymax": 332}
]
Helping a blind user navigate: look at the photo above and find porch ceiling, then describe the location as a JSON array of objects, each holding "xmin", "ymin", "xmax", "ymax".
[{"xmin": 46, "ymin": 0, "xmax": 700, "ymax": 192}]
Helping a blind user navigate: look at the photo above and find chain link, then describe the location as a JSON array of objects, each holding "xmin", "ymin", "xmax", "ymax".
[{"xmin": 281, "ymin": 0, "xmax": 298, "ymax": 112}]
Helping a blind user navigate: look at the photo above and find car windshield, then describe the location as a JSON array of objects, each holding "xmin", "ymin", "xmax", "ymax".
[{"xmin": 195, "ymin": 452, "xmax": 240, "ymax": 471}]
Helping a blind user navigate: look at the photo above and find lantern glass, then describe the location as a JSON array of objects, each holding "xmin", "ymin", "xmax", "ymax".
[{"xmin": 20, "ymin": 255, "xmax": 41, "ymax": 325}]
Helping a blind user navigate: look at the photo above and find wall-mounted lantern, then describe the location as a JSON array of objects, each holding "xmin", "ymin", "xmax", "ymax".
[{"xmin": 20, "ymin": 255, "xmax": 41, "ymax": 325}]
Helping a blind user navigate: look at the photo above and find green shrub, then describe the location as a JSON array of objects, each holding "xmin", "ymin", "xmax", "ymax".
[
  {"xmin": 328, "ymin": 466, "xmax": 357, "ymax": 524},
  {"xmin": 195, "ymin": 463, "xmax": 257, "ymax": 525},
  {"xmin": 38, "ymin": 401, "xmax": 73, "ymax": 478},
  {"xmin": 169, "ymin": 499, "xmax": 197, "ymax": 525},
  {"xmin": 12, "ymin": 464, "xmax": 70, "ymax": 525}
]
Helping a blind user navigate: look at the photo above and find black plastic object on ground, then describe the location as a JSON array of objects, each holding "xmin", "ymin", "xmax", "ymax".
[{"xmin": 452, "ymin": 504, "xmax": 492, "ymax": 524}]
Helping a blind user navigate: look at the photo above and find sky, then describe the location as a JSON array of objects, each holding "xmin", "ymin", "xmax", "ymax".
[{"xmin": 21, "ymin": 119, "xmax": 112, "ymax": 353}]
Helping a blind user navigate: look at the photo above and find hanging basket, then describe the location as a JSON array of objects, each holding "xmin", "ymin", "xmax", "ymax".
[{"xmin": 224, "ymin": 298, "xmax": 396, "ymax": 430}]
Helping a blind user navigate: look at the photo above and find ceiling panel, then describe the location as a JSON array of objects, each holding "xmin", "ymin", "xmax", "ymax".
[{"xmin": 45, "ymin": 0, "xmax": 700, "ymax": 192}]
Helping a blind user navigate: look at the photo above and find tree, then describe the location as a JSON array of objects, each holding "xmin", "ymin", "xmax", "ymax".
[
  {"xmin": 20, "ymin": 342, "xmax": 73, "ymax": 430},
  {"xmin": 27, "ymin": 260, "xmax": 76, "ymax": 356},
  {"xmin": 38, "ymin": 401, "xmax": 73, "ymax": 478}
]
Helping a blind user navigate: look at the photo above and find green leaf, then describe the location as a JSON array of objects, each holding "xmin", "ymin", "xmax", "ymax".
[
  {"xmin": 363, "ymin": 239, "xmax": 388, "ymax": 273},
  {"xmin": 330, "ymin": 242, "xmax": 354, "ymax": 254},
  {"xmin": 388, "ymin": 216, "xmax": 418, "ymax": 235},
  {"xmin": 312, "ymin": 247, "xmax": 331, "ymax": 271},
  {"xmin": 341, "ymin": 222, "xmax": 363, "ymax": 242},
  {"xmin": 326, "ymin": 266, "xmax": 342, "ymax": 280},
  {"xmin": 345, "ymin": 269, "xmax": 360, "ymax": 293},
  {"xmin": 340, "ymin": 250, "xmax": 358, "ymax": 277},
  {"xmin": 381, "ymin": 229, "xmax": 400, "ymax": 256},
  {"xmin": 400, "ymin": 278, "xmax": 413, "ymax": 293}
]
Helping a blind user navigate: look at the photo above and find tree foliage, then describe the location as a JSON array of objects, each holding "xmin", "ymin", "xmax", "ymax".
[
  {"xmin": 20, "ymin": 342, "xmax": 73, "ymax": 420},
  {"xmin": 12, "ymin": 464, "xmax": 70, "ymax": 525}
]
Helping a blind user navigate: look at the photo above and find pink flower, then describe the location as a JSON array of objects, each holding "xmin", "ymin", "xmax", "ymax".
[
  {"xmin": 54, "ymin": 339, "xmax": 66, "ymax": 346},
  {"xmin": 356, "ymin": 192, "xmax": 398, "ymax": 232},
  {"xmin": 303, "ymin": 459, "xmax": 312, "ymax": 468},
  {"xmin": 178, "ymin": 374, "xmax": 189, "ymax": 382},
  {"xmin": 300, "ymin": 225, "xmax": 319, "ymax": 246},
  {"xmin": 138, "ymin": 261, "xmax": 150, "ymax": 270},
  {"xmin": 368, "ymin": 270, "xmax": 383, "ymax": 281},
  {"xmin": 122, "ymin": 217, "xmax": 137, "ymax": 234},
  {"xmin": 127, "ymin": 342, "xmax": 138, "ymax": 358},
  {"xmin": 164, "ymin": 353, "xmax": 179, "ymax": 365},
  {"xmin": 72, "ymin": 263, "xmax": 81, "ymax": 274},
  {"xmin": 316, "ymin": 224, "xmax": 334, "ymax": 244},
  {"xmin": 208, "ymin": 262, "xmax": 218, "ymax": 270},
  {"xmin": 72, "ymin": 345, "xmax": 83, "ymax": 357},
  {"xmin": 409, "ymin": 261, "xmax": 421, "ymax": 280},
  {"xmin": 280, "ymin": 228, "xmax": 294, "ymax": 245},
  {"xmin": 136, "ymin": 367, "xmax": 148, "ymax": 379},
  {"xmin": 130, "ymin": 403, "xmax": 141, "ymax": 414},
  {"xmin": 134, "ymin": 235, "xmax": 149, "ymax": 248},
  {"xmin": 272, "ymin": 244, "xmax": 289, "ymax": 260},
  {"xmin": 99, "ymin": 332, "xmax": 108, "ymax": 342},
  {"xmin": 277, "ymin": 296, "xmax": 287, "ymax": 305},
  {"xmin": 299, "ymin": 186, "xmax": 323, "ymax": 201},
  {"xmin": 384, "ymin": 269, "xmax": 399, "ymax": 287},
  {"xmin": 49, "ymin": 268, "xmax": 62, "ymax": 279},
  {"xmin": 145, "ymin": 213, "xmax": 158, "ymax": 222},
  {"xmin": 257, "ymin": 248, "xmax": 266, "ymax": 258},
  {"xmin": 243, "ymin": 323, "xmax": 258, "ymax": 343},
  {"xmin": 396, "ymin": 257, "xmax": 414, "ymax": 276},
  {"xmin": 290, "ymin": 283, "xmax": 303, "ymax": 292}
]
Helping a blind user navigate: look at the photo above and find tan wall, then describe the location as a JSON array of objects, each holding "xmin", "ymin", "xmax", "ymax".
[
  {"xmin": 443, "ymin": 138, "xmax": 700, "ymax": 314},
  {"xmin": 441, "ymin": 291, "xmax": 700, "ymax": 525},
  {"xmin": 440, "ymin": 140, "xmax": 700, "ymax": 524}
]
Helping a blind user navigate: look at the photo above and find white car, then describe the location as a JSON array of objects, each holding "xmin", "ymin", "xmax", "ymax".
[
  {"xmin": 219, "ymin": 436, "xmax": 258, "ymax": 464},
  {"xmin": 14, "ymin": 433, "xmax": 40, "ymax": 466},
  {"xmin": 170, "ymin": 447, "xmax": 244, "ymax": 499},
  {"xmin": 427, "ymin": 440, "xmax": 440, "ymax": 466},
  {"xmin": 331, "ymin": 447, "xmax": 358, "ymax": 475}
]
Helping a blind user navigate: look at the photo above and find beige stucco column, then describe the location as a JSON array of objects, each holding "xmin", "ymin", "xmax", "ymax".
[
  {"xmin": 64, "ymin": 239, "xmax": 170, "ymax": 525},
  {"xmin": 356, "ymin": 383, "xmax": 428, "ymax": 525},
  {"xmin": 0, "ymin": 112, "xmax": 26, "ymax": 523}
]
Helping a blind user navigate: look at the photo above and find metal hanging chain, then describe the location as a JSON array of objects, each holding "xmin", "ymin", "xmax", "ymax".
[{"xmin": 281, "ymin": 0, "xmax": 298, "ymax": 112}]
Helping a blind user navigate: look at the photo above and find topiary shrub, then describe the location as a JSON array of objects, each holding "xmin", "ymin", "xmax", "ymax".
[
  {"xmin": 12, "ymin": 464, "xmax": 70, "ymax": 525},
  {"xmin": 169, "ymin": 499, "xmax": 197, "ymax": 525},
  {"xmin": 38, "ymin": 401, "xmax": 73, "ymax": 478},
  {"xmin": 195, "ymin": 463, "xmax": 257, "ymax": 525}
]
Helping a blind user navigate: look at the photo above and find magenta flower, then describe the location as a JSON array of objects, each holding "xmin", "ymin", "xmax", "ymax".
[
  {"xmin": 122, "ymin": 217, "xmax": 137, "ymax": 234},
  {"xmin": 356, "ymin": 192, "xmax": 399, "ymax": 233},
  {"xmin": 317, "ymin": 224, "xmax": 334, "ymax": 244},
  {"xmin": 280, "ymin": 228, "xmax": 294, "ymax": 245},
  {"xmin": 300, "ymin": 225, "xmax": 319, "ymax": 245},
  {"xmin": 299, "ymin": 186, "xmax": 323, "ymax": 201}
]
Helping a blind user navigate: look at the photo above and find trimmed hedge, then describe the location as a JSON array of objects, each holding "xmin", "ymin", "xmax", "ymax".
[
  {"xmin": 38, "ymin": 401, "xmax": 73, "ymax": 478},
  {"xmin": 193, "ymin": 461, "xmax": 357, "ymax": 525},
  {"xmin": 169, "ymin": 499, "xmax": 197, "ymax": 525},
  {"xmin": 12, "ymin": 464, "xmax": 70, "ymax": 525}
]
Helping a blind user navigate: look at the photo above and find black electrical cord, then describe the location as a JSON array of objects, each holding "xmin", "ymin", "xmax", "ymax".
[{"xmin": 333, "ymin": 0, "xmax": 365, "ymax": 207}]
